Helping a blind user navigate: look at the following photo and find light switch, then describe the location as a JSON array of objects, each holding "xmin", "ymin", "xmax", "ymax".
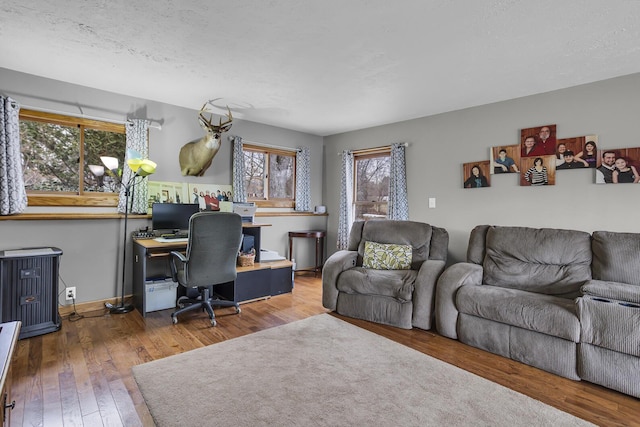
[{"xmin": 428, "ymin": 198, "xmax": 436, "ymax": 208}]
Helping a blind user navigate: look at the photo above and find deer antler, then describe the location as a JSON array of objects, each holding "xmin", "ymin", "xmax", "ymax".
[
  {"xmin": 217, "ymin": 107, "xmax": 233, "ymax": 132},
  {"xmin": 199, "ymin": 104, "xmax": 232, "ymax": 134}
]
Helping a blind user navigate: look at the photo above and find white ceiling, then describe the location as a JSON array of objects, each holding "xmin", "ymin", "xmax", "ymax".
[{"xmin": 2, "ymin": 1, "xmax": 640, "ymax": 136}]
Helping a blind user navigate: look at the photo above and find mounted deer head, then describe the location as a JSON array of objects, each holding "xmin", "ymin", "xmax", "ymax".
[{"xmin": 178, "ymin": 103, "xmax": 233, "ymax": 176}]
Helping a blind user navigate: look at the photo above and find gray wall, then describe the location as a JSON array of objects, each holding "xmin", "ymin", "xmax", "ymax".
[
  {"xmin": 5, "ymin": 67, "xmax": 640, "ymax": 305},
  {"xmin": 0, "ymin": 68, "xmax": 326, "ymax": 305},
  {"xmin": 324, "ymin": 73, "xmax": 640, "ymax": 264}
]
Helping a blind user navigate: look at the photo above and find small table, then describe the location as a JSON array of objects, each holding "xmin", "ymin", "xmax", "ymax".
[{"xmin": 288, "ymin": 230, "xmax": 326, "ymax": 276}]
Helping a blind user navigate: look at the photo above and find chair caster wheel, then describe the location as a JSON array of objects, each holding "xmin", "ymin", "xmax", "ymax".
[
  {"xmin": 172, "ymin": 316, "xmax": 178, "ymax": 325},
  {"xmin": 210, "ymin": 318, "xmax": 217, "ymax": 327},
  {"xmin": 236, "ymin": 306, "xmax": 241, "ymax": 314}
]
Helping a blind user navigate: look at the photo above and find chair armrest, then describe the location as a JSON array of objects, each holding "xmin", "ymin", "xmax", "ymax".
[
  {"xmin": 411, "ymin": 259, "xmax": 446, "ymax": 330},
  {"xmin": 581, "ymin": 279, "xmax": 640, "ymax": 304},
  {"xmin": 322, "ymin": 250, "xmax": 358, "ymax": 310},
  {"xmin": 434, "ymin": 263, "xmax": 483, "ymax": 339},
  {"xmin": 169, "ymin": 251, "xmax": 187, "ymax": 283}
]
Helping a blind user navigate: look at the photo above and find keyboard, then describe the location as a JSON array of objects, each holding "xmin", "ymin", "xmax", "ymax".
[
  {"xmin": 161, "ymin": 234, "xmax": 189, "ymax": 240},
  {"xmin": 153, "ymin": 237, "xmax": 189, "ymax": 243}
]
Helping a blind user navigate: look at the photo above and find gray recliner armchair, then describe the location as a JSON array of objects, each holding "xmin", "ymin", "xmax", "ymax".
[
  {"xmin": 322, "ymin": 220, "xmax": 449, "ymax": 329},
  {"xmin": 169, "ymin": 211, "xmax": 243, "ymax": 327}
]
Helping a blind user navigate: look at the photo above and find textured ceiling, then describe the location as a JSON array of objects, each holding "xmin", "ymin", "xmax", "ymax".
[{"xmin": 2, "ymin": 1, "xmax": 640, "ymax": 136}]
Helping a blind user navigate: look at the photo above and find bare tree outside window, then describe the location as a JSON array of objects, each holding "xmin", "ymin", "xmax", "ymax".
[
  {"xmin": 243, "ymin": 144, "xmax": 296, "ymax": 206},
  {"xmin": 243, "ymin": 150, "xmax": 266, "ymax": 198},
  {"xmin": 354, "ymin": 152, "xmax": 390, "ymax": 221},
  {"xmin": 269, "ymin": 153, "xmax": 294, "ymax": 199}
]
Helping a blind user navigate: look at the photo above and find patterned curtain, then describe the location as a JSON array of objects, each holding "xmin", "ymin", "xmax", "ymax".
[
  {"xmin": 0, "ymin": 96, "xmax": 28, "ymax": 215},
  {"xmin": 337, "ymin": 150, "xmax": 354, "ymax": 250},
  {"xmin": 388, "ymin": 142, "xmax": 409, "ymax": 220},
  {"xmin": 118, "ymin": 119, "xmax": 149, "ymax": 214},
  {"xmin": 295, "ymin": 146, "xmax": 311, "ymax": 211},
  {"xmin": 232, "ymin": 136, "xmax": 247, "ymax": 202}
]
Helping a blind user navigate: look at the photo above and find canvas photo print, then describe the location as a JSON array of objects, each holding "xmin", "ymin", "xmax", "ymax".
[
  {"xmin": 520, "ymin": 124, "xmax": 557, "ymax": 157},
  {"xmin": 148, "ymin": 181, "xmax": 189, "ymax": 206},
  {"xmin": 520, "ymin": 155, "xmax": 556, "ymax": 186},
  {"xmin": 463, "ymin": 161, "xmax": 491, "ymax": 188},
  {"xmin": 595, "ymin": 147, "xmax": 640, "ymax": 184},
  {"xmin": 491, "ymin": 145, "xmax": 521, "ymax": 174},
  {"xmin": 187, "ymin": 183, "xmax": 234, "ymax": 211},
  {"xmin": 555, "ymin": 135, "xmax": 598, "ymax": 170}
]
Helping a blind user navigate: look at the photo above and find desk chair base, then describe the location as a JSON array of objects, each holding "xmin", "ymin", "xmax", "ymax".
[{"xmin": 170, "ymin": 286, "xmax": 240, "ymax": 327}]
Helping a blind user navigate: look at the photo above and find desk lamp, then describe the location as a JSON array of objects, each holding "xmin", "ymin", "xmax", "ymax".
[{"xmin": 101, "ymin": 150, "xmax": 157, "ymax": 314}]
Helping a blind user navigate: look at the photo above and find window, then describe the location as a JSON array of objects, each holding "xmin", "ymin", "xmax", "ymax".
[
  {"xmin": 19, "ymin": 109, "xmax": 126, "ymax": 207},
  {"xmin": 353, "ymin": 148, "xmax": 390, "ymax": 221},
  {"xmin": 243, "ymin": 144, "xmax": 296, "ymax": 208}
]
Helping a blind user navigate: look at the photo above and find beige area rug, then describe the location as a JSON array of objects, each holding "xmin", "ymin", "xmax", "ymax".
[{"xmin": 133, "ymin": 314, "xmax": 592, "ymax": 427}]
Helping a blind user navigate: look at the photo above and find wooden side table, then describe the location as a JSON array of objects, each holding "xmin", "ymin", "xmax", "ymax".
[{"xmin": 288, "ymin": 230, "xmax": 326, "ymax": 276}]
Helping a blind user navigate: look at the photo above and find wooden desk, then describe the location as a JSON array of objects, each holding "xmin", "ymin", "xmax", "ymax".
[{"xmin": 132, "ymin": 224, "xmax": 293, "ymax": 317}]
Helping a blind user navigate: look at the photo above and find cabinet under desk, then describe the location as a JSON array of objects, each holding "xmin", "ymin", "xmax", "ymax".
[{"xmin": 131, "ymin": 224, "xmax": 293, "ymax": 317}]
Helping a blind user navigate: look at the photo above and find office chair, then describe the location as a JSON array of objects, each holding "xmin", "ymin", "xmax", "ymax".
[{"xmin": 169, "ymin": 211, "xmax": 243, "ymax": 326}]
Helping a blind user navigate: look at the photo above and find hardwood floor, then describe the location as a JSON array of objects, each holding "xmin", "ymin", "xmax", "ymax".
[{"xmin": 10, "ymin": 275, "xmax": 640, "ymax": 426}]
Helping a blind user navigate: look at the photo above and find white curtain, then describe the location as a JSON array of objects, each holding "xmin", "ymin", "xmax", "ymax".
[
  {"xmin": 337, "ymin": 150, "xmax": 354, "ymax": 250},
  {"xmin": 118, "ymin": 119, "xmax": 149, "ymax": 214},
  {"xmin": 232, "ymin": 136, "xmax": 247, "ymax": 202},
  {"xmin": 388, "ymin": 142, "xmax": 409, "ymax": 220},
  {"xmin": 0, "ymin": 96, "xmax": 27, "ymax": 215},
  {"xmin": 295, "ymin": 146, "xmax": 311, "ymax": 211}
]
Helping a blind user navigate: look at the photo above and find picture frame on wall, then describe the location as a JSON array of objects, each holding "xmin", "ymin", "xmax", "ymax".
[
  {"xmin": 520, "ymin": 155, "xmax": 556, "ymax": 186},
  {"xmin": 463, "ymin": 161, "xmax": 491, "ymax": 188},
  {"xmin": 596, "ymin": 147, "xmax": 640, "ymax": 184},
  {"xmin": 521, "ymin": 124, "xmax": 557, "ymax": 157},
  {"xmin": 556, "ymin": 135, "xmax": 598, "ymax": 169},
  {"xmin": 490, "ymin": 145, "xmax": 521, "ymax": 174}
]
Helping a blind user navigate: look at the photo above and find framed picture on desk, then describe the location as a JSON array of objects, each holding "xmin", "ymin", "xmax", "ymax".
[
  {"xmin": 187, "ymin": 183, "xmax": 233, "ymax": 212},
  {"xmin": 148, "ymin": 181, "xmax": 189, "ymax": 208}
]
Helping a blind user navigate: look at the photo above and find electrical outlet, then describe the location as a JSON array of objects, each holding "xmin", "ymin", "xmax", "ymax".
[{"xmin": 66, "ymin": 287, "xmax": 76, "ymax": 301}]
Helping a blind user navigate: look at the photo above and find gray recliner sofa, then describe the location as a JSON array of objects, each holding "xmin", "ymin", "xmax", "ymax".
[
  {"xmin": 576, "ymin": 231, "xmax": 640, "ymax": 398},
  {"xmin": 323, "ymin": 220, "xmax": 448, "ymax": 330},
  {"xmin": 435, "ymin": 225, "xmax": 589, "ymax": 380},
  {"xmin": 435, "ymin": 225, "xmax": 640, "ymax": 398}
]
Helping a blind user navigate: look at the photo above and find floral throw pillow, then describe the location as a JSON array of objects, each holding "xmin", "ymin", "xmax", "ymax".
[{"xmin": 362, "ymin": 241, "xmax": 412, "ymax": 270}]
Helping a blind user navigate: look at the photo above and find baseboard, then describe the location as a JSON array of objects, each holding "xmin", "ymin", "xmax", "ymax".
[{"xmin": 58, "ymin": 296, "xmax": 130, "ymax": 317}]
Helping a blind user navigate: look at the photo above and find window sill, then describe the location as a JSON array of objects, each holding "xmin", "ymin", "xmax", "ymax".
[
  {"xmin": 255, "ymin": 211, "xmax": 327, "ymax": 217},
  {"xmin": 251, "ymin": 200, "xmax": 295, "ymax": 209},
  {"xmin": 0, "ymin": 213, "xmax": 149, "ymax": 221},
  {"xmin": 27, "ymin": 194, "xmax": 119, "ymax": 207},
  {"xmin": 0, "ymin": 211, "xmax": 327, "ymax": 221}
]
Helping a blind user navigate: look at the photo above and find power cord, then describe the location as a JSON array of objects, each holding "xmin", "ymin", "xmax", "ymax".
[
  {"xmin": 67, "ymin": 297, "xmax": 84, "ymax": 322},
  {"xmin": 59, "ymin": 275, "xmax": 108, "ymax": 321}
]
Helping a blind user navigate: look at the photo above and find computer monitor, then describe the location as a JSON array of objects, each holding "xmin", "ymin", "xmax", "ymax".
[{"xmin": 151, "ymin": 203, "xmax": 200, "ymax": 233}]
